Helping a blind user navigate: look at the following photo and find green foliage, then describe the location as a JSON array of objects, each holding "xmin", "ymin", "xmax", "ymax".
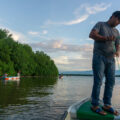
[{"xmin": 0, "ymin": 29, "xmax": 58, "ymax": 76}]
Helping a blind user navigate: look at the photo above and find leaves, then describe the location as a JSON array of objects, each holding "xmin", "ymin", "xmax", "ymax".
[{"xmin": 0, "ymin": 29, "xmax": 58, "ymax": 76}]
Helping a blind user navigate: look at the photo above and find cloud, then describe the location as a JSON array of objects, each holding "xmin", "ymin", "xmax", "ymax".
[
  {"xmin": 0, "ymin": 25, "xmax": 27, "ymax": 43},
  {"xmin": 30, "ymin": 38, "xmax": 93, "ymax": 71},
  {"xmin": 53, "ymin": 54, "xmax": 91, "ymax": 65},
  {"xmin": 30, "ymin": 39, "xmax": 93, "ymax": 53},
  {"xmin": 86, "ymin": 3, "xmax": 111, "ymax": 14},
  {"xmin": 53, "ymin": 53, "xmax": 93, "ymax": 71},
  {"xmin": 64, "ymin": 15, "xmax": 89, "ymax": 25},
  {"xmin": 31, "ymin": 39, "xmax": 64, "ymax": 52},
  {"xmin": 45, "ymin": 3, "xmax": 111, "ymax": 26},
  {"xmin": 28, "ymin": 30, "xmax": 48, "ymax": 36},
  {"xmin": 74, "ymin": 3, "xmax": 111, "ymax": 16},
  {"xmin": 28, "ymin": 31, "xmax": 39, "ymax": 35},
  {"xmin": 42, "ymin": 30, "xmax": 48, "ymax": 34},
  {"xmin": 30, "ymin": 39, "xmax": 93, "ymax": 71},
  {"xmin": 45, "ymin": 15, "xmax": 89, "ymax": 25},
  {"xmin": 57, "ymin": 58, "xmax": 92, "ymax": 71},
  {"xmin": 8, "ymin": 30, "xmax": 27, "ymax": 43},
  {"xmin": 53, "ymin": 56, "xmax": 70, "ymax": 65}
]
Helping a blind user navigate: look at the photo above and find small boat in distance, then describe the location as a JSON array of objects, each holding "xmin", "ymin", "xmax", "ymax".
[
  {"xmin": 59, "ymin": 74, "xmax": 63, "ymax": 79},
  {"xmin": 2, "ymin": 72, "xmax": 20, "ymax": 81}
]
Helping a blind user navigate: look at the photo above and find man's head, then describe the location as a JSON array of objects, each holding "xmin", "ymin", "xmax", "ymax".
[{"xmin": 109, "ymin": 11, "xmax": 120, "ymax": 27}]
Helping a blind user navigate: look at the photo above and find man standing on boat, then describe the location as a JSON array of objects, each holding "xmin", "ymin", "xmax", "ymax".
[{"xmin": 89, "ymin": 11, "xmax": 120, "ymax": 115}]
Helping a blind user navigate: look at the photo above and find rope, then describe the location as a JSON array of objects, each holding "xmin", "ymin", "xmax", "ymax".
[
  {"xmin": 115, "ymin": 36, "xmax": 120, "ymax": 70},
  {"xmin": 112, "ymin": 41, "xmax": 116, "ymax": 53},
  {"xmin": 116, "ymin": 57, "xmax": 120, "ymax": 70}
]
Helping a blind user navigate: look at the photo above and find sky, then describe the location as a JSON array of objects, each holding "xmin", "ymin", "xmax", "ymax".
[{"xmin": 0, "ymin": 0, "xmax": 120, "ymax": 72}]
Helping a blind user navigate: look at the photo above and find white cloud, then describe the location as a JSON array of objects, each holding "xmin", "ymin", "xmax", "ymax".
[
  {"xmin": 53, "ymin": 54, "xmax": 92, "ymax": 71},
  {"xmin": 30, "ymin": 39, "xmax": 93, "ymax": 71},
  {"xmin": 9, "ymin": 30, "xmax": 27, "ymax": 43},
  {"xmin": 52, "ymin": 40, "xmax": 63, "ymax": 49},
  {"xmin": 28, "ymin": 30, "xmax": 48, "ymax": 36},
  {"xmin": 0, "ymin": 25, "xmax": 27, "ymax": 43},
  {"xmin": 74, "ymin": 3, "xmax": 111, "ymax": 16},
  {"xmin": 42, "ymin": 30, "xmax": 48, "ymax": 34},
  {"xmin": 0, "ymin": 24, "xmax": 27, "ymax": 43},
  {"xmin": 45, "ymin": 15, "xmax": 89, "ymax": 25},
  {"xmin": 28, "ymin": 31, "xmax": 39, "ymax": 35},
  {"xmin": 53, "ymin": 56, "xmax": 70, "ymax": 65},
  {"xmin": 29, "ymin": 38, "xmax": 94, "ymax": 71},
  {"xmin": 64, "ymin": 15, "xmax": 89, "ymax": 25},
  {"xmin": 30, "ymin": 39, "xmax": 93, "ymax": 53},
  {"xmin": 86, "ymin": 3, "xmax": 111, "ymax": 14},
  {"xmin": 52, "ymin": 51, "xmax": 93, "ymax": 71},
  {"xmin": 45, "ymin": 3, "xmax": 111, "ymax": 26},
  {"xmin": 9, "ymin": 29, "xmax": 27, "ymax": 43}
]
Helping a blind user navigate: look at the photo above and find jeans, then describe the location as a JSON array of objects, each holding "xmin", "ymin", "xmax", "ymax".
[{"xmin": 91, "ymin": 53, "xmax": 115, "ymax": 106}]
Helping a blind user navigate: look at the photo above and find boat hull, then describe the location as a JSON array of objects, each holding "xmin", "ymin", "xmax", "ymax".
[
  {"xmin": 3, "ymin": 77, "xmax": 20, "ymax": 80},
  {"xmin": 62, "ymin": 98, "xmax": 120, "ymax": 120}
]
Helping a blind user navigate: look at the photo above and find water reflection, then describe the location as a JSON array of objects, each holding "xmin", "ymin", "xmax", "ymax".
[
  {"xmin": 2, "ymin": 79, "xmax": 20, "ymax": 86},
  {"xmin": 0, "ymin": 77, "xmax": 58, "ymax": 108},
  {"xmin": 0, "ymin": 76, "xmax": 119, "ymax": 120}
]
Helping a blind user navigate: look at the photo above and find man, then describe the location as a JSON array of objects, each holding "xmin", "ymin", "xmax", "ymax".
[{"xmin": 89, "ymin": 11, "xmax": 120, "ymax": 115}]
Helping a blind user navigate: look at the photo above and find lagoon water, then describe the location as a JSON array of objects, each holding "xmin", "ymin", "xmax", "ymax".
[{"xmin": 0, "ymin": 76, "xmax": 120, "ymax": 120}]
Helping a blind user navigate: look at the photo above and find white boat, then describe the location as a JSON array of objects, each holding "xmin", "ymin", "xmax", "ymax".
[
  {"xmin": 2, "ymin": 72, "xmax": 20, "ymax": 81},
  {"xmin": 3, "ymin": 76, "xmax": 20, "ymax": 80},
  {"xmin": 62, "ymin": 98, "xmax": 120, "ymax": 120}
]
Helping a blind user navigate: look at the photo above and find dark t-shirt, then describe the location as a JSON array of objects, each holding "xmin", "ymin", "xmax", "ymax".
[{"xmin": 92, "ymin": 22, "xmax": 120, "ymax": 58}]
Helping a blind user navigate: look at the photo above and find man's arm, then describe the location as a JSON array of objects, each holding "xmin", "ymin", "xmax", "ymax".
[{"xmin": 89, "ymin": 30, "xmax": 115, "ymax": 41}]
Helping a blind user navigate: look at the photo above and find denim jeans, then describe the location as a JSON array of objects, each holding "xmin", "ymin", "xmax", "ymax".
[{"xmin": 91, "ymin": 53, "xmax": 115, "ymax": 106}]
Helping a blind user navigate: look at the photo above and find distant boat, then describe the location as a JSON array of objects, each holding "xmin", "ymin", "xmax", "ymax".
[
  {"xmin": 2, "ymin": 72, "xmax": 20, "ymax": 81},
  {"xmin": 62, "ymin": 98, "xmax": 120, "ymax": 120},
  {"xmin": 3, "ymin": 76, "xmax": 20, "ymax": 80},
  {"xmin": 59, "ymin": 74, "xmax": 63, "ymax": 79}
]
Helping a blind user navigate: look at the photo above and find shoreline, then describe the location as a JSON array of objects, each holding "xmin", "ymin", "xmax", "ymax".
[{"xmin": 60, "ymin": 74, "xmax": 120, "ymax": 77}]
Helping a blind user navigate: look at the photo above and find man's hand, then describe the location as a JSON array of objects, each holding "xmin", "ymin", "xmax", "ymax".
[
  {"xmin": 114, "ymin": 51, "xmax": 120, "ymax": 57},
  {"xmin": 89, "ymin": 30, "xmax": 116, "ymax": 42},
  {"xmin": 107, "ymin": 36, "xmax": 115, "ymax": 41},
  {"xmin": 115, "ymin": 45, "xmax": 120, "ymax": 57}
]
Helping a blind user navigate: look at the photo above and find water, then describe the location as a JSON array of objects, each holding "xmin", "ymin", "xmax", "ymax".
[{"xmin": 0, "ymin": 76, "xmax": 120, "ymax": 120}]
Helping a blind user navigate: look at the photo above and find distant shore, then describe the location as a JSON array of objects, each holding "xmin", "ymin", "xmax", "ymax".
[{"xmin": 60, "ymin": 74, "xmax": 120, "ymax": 77}]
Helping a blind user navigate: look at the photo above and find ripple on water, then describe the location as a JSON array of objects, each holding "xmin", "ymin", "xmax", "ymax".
[{"xmin": 0, "ymin": 76, "xmax": 120, "ymax": 120}]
